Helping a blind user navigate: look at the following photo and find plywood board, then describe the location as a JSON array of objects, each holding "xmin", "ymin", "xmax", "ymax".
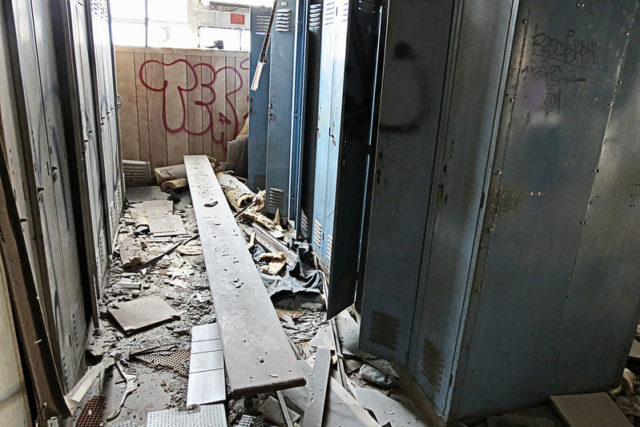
[{"xmin": 185, "ymin": 155, "xmax": 305, "ymax": 396}]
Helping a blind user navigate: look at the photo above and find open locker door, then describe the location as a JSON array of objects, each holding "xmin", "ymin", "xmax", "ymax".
[{"xmin": 312, "ymin": 0, "xmax": 383, "ymax": 318}]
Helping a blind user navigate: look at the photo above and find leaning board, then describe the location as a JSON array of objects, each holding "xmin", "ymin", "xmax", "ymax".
[{"xmin": 184, "ymin": 155, "xmax": 305, "ymax": 396}]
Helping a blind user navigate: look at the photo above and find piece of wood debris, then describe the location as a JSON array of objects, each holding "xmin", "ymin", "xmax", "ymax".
[
  {"xmin": 216, "ymin": 172, "xmax": 256, "ymax": 210},
  {"xmin": 243, "ymin": 211, "xmax": 276, "ymax": 229},
  {"xmin": 622, "ymin": 368, "xmax": 637, "ymax": 394},
  {"xmin": 239, "ymin": 223, "xmax": 296, "ymax": 266},
  {"xmin": 259, "ymin": 252, "xmax": 287, "ymax": 275},
  {"xmin": 119, "ymin": 236, "xmax": 146, "ymax": 269},
  {"xmin": 108, "ymin": 295, "xmax": 179, "ymax": 333},
  {"xmin": 185, "ymin": 155, "xmax": 305, "ymax": 396},
  {"xmin": 154, "ymin": 164, "xmax": 186, "ymax": 184},
  {"xmin": 302, "ymin": 346, "xmax": 332, "ymax": 427},
  {"xmin": 64, "ymin": 357, "xmax": 114, "ymax": 414},
  {"xmin": 550, "ymin": 392, "xmax": 631, "ymax": 427},
  {"xmin": 160, "ymin": 177, "xmax": 188, "ymax": 192},
  {"xmin": 187, "ymin": 324, "xmax": 226, "ymax": 406}
]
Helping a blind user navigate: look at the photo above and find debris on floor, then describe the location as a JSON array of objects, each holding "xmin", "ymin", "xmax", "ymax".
[
  {"xmin": 71, "ymin": 173, "xmax": 429, "ymax": 426},
  {"xmin": 108, "ymin": 295, "xmax": 180, "ymax": 333},
  {"xmin": 187, "ymin": 323, "xmax": 225, "ymax": 406}
]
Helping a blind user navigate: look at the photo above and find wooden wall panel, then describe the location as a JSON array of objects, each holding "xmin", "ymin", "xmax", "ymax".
[
  {"xmin": 134, "ymin": 53, "xmax": 150, "ymax": 161},
  {"xmin": 115, "ymin": 52, "xmax": 139, "ymax": 160},
  {"xmin": 115, "ymin": 47, "xmax": 250, "ymax": 168}
]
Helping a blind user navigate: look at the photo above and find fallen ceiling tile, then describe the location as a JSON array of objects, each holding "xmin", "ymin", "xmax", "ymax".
[{"xmin": 108, "ymin": 296, "xmax": 179, "ymax": 333}]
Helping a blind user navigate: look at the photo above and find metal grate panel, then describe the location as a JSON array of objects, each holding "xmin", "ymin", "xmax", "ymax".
[
  {"xmin": 76, "ymin": 396, "xmax": 106, "ymax": 427},
  {"xmin": 421, "ymin": 339, "xmax": 443, "ymax": 392},
  {"xmin": 146, "ymin": 404, "xmax": 227, "ymax": 427},
  {"xmin": 268, "ymin": 187, "xmax": 284, "ymax": 209},
  {"xmin": 357, "ymin": 0, "xmax": 377, "ymax": 13},
  {"xmin": 256, "ymin": 15, "xmax": 270, "ymax": 34},
  {"xmin": 326, "ymin": 234, "xmax": 333, "ymax": 262},
  {"xmin": 309, "ymin": 4, "xmax": 323, "ymax": 29},
  {"xmin": 275, "ymin": 9, "xmax": 292, "ymax": 32},
  {"xmin": 135, "ymin": 349, "xmax": 190, "ymax": 376},
  {"xmin": 300, "ymin": 210, "xmax": 309, "ymax": 235},
  {"xmin": 313, "ymin": 219, "xmax": 323, "ymax": 247}
]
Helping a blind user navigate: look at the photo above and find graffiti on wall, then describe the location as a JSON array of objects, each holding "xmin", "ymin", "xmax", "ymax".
[{"xmin": 139, "ymin": 58, "xmax": 249, "ymax": 152}]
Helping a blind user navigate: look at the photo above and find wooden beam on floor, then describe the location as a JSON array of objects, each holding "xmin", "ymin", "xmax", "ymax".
[{"xmin": 184, "ymin": 155, "xmax": 306, "ymax": 396}]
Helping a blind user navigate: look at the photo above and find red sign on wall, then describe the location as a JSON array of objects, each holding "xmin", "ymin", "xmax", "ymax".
[{"xmin": 230, "ymin": 13, "xmax": 245, "ymax": 25}]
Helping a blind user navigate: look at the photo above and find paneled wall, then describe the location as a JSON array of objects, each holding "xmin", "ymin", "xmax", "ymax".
[{"xmin": 115, "ymin": 47, "xmax": 250, "ymax": 167}]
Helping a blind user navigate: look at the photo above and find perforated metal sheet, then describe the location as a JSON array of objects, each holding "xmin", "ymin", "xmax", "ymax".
[
  {"xmin": 146, "ymin": 404, "xmax": 227, "ymax": 427},
  {"xmin": 237, "ymin": 414, "xmax": 268, "ymax": 427},
  {"xmin": 76, "ymin": 396, "xmax": 106, "ymax": 427},
  {"xmin": 135, "ymin": 349, "xmax": 190, "ymax": 376}
]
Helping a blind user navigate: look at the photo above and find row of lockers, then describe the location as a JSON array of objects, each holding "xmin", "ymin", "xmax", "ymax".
[{"xmin": 249, "ymin": 0, "xmax": 640, "ymax": 423}]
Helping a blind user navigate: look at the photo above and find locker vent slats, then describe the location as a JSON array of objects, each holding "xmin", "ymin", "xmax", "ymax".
[
  {"xmin": 275, "ymin": 9, "xmax": 292, "ymax": 32},
  {"xmin": 309, "ymin": 4, "xmax": 323, "ymax": 29}
]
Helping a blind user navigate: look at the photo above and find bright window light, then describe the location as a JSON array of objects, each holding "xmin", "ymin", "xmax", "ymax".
[
  {"xmin": 149, "ymin": 0, "xmax": 189, "ymax": 23},
  {"xmin": 199, "ymin": 27, "xmax": 248, "ymax": 50},
  {"xmin": 110, "ymin": 0, "xmax": 145, "ymax": 20},
  {"xmin": 201, "ymin": 0, "xmax": 273, "ymax": 6},
  {"xmin": 148, "ymin": 22, "xmax": 194, "ymax": 48},
  {"xmin": 111, "ymin": 22, "xmax": 146, "ymax": 46}
]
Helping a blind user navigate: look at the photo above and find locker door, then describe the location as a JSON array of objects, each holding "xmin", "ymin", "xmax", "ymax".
[
  {"xmin": 87, "ymin": 0, "xmax": 123, "ymax": 251},
  {"xmin": 265, "ymin": 0, "xmax": 299, "ymax": 215},
  {"xmin": 248, "ymin": 6, "xmax": 272, "ymax": 190},
  {"xmin": 324, "ymin": 0, "xmax": 383, "ymax": 318},
  {"xmin": 298, "ymin": 0, "xmax": 323, "ymax": 239}
]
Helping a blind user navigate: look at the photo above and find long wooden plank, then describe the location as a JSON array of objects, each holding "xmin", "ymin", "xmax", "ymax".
[{"xmin": 185, "ymin": 155, "xmax": 305, "ymax": 396}]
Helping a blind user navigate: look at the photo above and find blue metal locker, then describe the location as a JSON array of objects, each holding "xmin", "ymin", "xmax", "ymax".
[
  {"xmin": 298, "ymin": 0, "xmax": 323, "ymax": 240},
  {"xmin": 360, "ymin": 0, "xmax": 640, "ymax": 422},
  {"xmin": 265, "ymin": 0, "xmax": 301, "ymax": 216},
  {"xmin": 312, "ymin": 0, "xmax": 383, "ymax": 318},
  {"xmin": 248, "ymin": 6, "xmax": 272, "ymax": 190}
]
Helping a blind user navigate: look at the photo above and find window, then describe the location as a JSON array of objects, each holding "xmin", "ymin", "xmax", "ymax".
[
  {"xmin": 149, "ymin": 23, "xmax": 194, "ymax": 48},
  {"xmin": 148, "ymin": 0, "xmax": 189, "ymax": 23},
  {"xmin": 199, "ymin": 27, "xmax": 250, "ymax": 51},
  {"xmin": 111, "ymin": 22, "xmax": 146, "ymax": 47},
  {"xmin": 111, "ymin": 0, "xmax": 145, "ymax": 20}
]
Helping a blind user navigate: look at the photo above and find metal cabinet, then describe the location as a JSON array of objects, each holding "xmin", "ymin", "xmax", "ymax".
[
  {"xmin": 360, "ymin": 0, "xmax": 640, "ymax": 421},
  {"xmin": 248, "ymin": 6, "xmax": 272, "ymax": 191},
  {"xmin": 312, "ymin": 0, "xmax": 383, "ymax": 317}
]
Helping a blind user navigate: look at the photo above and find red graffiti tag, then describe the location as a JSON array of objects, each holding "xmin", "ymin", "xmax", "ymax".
[{"xmin": 139, "ymin": 58, "xmax": 246, "ymax": 152}]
